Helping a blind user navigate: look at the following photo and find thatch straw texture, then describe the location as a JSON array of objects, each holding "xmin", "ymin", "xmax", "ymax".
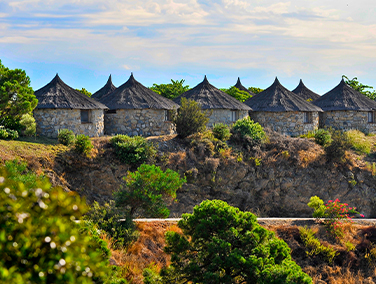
[
  {"xmin": 292, "ymin": 79, "xmax": 321, "ymax": 101},
  {"xmin": 234, "ymin": 77, "xmax": 255, "ymax": 96},
  {"xmin": 92, "ymin": 75, "xmax": 117, "ymax": 101}
]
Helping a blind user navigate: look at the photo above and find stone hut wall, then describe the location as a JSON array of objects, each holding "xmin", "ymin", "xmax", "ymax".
[
  {"xmin": 207, "ymin": 109, "xmax": 249, "ymax": 127},
  {"xmin": 321, "ymin": 111, "xmax": 376, "ymax": 133},
  {"xmin": 104, "ymin": 109, "xmax": 175, "ymax": 136},
  {"xmin": 250, "ymin": 111, "xmax": 319, "ymax": 136},
  {"xmin": 34, "ymin": 108, "xmax": 104, "ymax": 138}
]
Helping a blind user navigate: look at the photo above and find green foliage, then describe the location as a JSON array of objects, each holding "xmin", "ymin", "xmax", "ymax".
[
  {"xmin": 172, "ymin": 98, "xmax": 210, "ymax": 139},
  {"xmin": 314, "ymin": 129, "xmax": 332, "ymax": 146},
  {"xmin": 143, "ymin": 265, "xmax": 162, "ymax": 284},
  {"xmin": 300, "ymin": 130, "xmax": 316, "ymax": 139},
  {"xmin": 76, "ymin": 88, "xmax": 92, "ymax": 97},
  {"xmin": 58, "ymin": 129, "xmax": 75, "ymax": 146},
  {"xmin": 220, "ymin": 86, "xmax": 252, "ymax": 102},
  {"xmin": 342, "ymin": 75, "xmax": 376, "ymax": 100},
  {"xmin": 0, "ymin": 126, "xmax": 8, "ymax": 139},
  {"xmin": 212, "ymin": 123, "xmax": 231, "ymax": 141},
  {"xmin": 0, "ymin": 165, "xmax": 111, "ymax": 283},
  {"xmin": 299, "ymin": 226, "xmax": 338, "ymax": 263},
  {"xmin": 162, "ymin": 200, "xmax": 312, "ymax": 284},
  {"xmin": 324, "ymin": 129, "xmax": 351, "ymax": 162},
  {"xmin": 6, "ymin": 128, "xmax": 19, "ymax": 140},
  {"xmin": 149, "ymin": 79, "xmax": 190, "ymax": 100},
  {"xmin": 84, "ymin": 201, "xmax": 139, "ymax": 249},
  {"xmin": 74, "ymin": 134, "xmax": 93, "ymax": 155},
  {"xmin": 248, "ymin": 86, "xmax": 264, "ymax": 94},
  {"xmin": 0, "ymin": 60, "xmax": 38, "ymax": 128},
  {"xmin": 19, "ymin": 113, "xmax": 36, "ymax": 136},
  {"xmin": 110, "ymin": 135, "xmax": 157, "ymax": 165},
  {"xmin": 231, "ymin": 117, "xmax": 267, "ymax": 149},
  {"xmin": 346, "ymin": 129, "xmax": 372, "ymax": 155},
  {"xmin": 115, "ymin": 164, "xmax": 186, "ymax": 218},
  {"xmin": 307, "ymin": 196, "xmax": 363, "ymax": 240}
]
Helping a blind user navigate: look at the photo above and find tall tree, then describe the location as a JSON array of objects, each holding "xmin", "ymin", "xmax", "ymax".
[
  {"xmin": 342, "ymin": 75, "xmax": 376, "ymax": 100},
  {"xmin": 150, "ymin": 79, "xmax": 190, "ymax": 99},
  {"xmin": 0, "ymin": 60, "xmax": 38, "ymax": 128}
]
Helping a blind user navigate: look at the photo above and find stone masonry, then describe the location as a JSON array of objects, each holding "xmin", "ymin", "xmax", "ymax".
[
  {"xmin": 207, "ymin": 109, "xmax": 249, "ymax": 127},
  {"xmin": 34, "ymin": 109, "xmax": 104, "ymax": 138},
  {"xmin": 321, "ymin": 111, "xmax": 376, "ymax": 133},
  {"xmin": 104, "ymin": 109, "xmax": 175, "ymax": 136},
  {"xmin": 250, "ymin": 111, "xmax": 320, "ymax": 136}
]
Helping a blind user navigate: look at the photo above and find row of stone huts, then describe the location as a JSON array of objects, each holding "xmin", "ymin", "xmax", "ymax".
[{"xmin": 33, "ymin": 74, "xmax": 376, "ymax": 138}]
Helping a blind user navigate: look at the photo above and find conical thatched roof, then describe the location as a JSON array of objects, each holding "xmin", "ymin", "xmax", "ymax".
[
  {"xmin": 292, "ymin": 79, "xmax": 321, "ymax": 101},
  {"xmin": 234, "ymin": 77, "xmax": 255, "ymax": 96},
  {"xmin": 99, "ymin": 73, "xmax": 179, "ymax": 110},
  {"xmin": 34, "ymin": 74, "xmax": 108, "ymax": 110},
  {"xmin": 91, "ymin": 75, "xmax": 116, "ymax": 101},
  {"xmin": 313, "ymin": 79, "xmax": 376, "ymax": 111},
  {"xmin": 173, "ymin": 76, "xmax": 251, "ymax": 110},
  {"xmin": 244, "ymin": 78, "xmax": 322, "ymax": 112}
]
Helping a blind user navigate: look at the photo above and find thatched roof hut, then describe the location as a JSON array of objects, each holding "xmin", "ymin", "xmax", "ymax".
[
  {"xmin": 244, "ymin": 78, "xmax": 322, "ymax": 112},
  {"xmin": 91, "ymin": 75, "xmax": 117, "ymax": 101},
  {"xmin": 34, "ymin": 74, "xmax": 107, "ymax": 110},
  {"xmin": 100, "ymin": 73, "xmax": 179, "ymax": 110},
  {"xmin": 292, "ymin": 79, "xmax": 321, "ymax": 101},
  {"xmin": 314, "ymin": 79, "xmax": 376, "ymax": 111},
  {"xmin": 234, "ymin": 77, "xmax": 255, "ymax": 96},
  {"xmin": 174, "ymin": 76, "xmax": 251, "ymax": 111}
]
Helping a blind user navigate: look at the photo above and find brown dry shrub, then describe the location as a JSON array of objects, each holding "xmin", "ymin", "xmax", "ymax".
[{"xmin": 204, "ymin": 157, "xmax": 220, "ymax": 173}]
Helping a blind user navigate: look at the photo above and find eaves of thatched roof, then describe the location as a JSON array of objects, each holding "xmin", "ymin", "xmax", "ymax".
[
  {"xmin": 99, "ymin": 73, "xmax": 179, "ymax": 110},
  {"xmin": 91, "ymin": 75, "xmax": 117, "ymax": 101},
  {"xmin": 244, "ymin": 77, "xmax": 323, "ymax": 112},
  {"xmin": 173, "ymin": 76, "xmax": 251, "ymax": 110},
  {"xmin": 34, "ymin": 74, "xmax": 108, "ymax": 110},
  {"xmin": 292, "ymin": 79, "xmax": 321, "ymax": 101},
  {"xmin": 313, "ymin": 79, "xmax": 376, "ymax": 111},
  {"xmin": 234, "ymin": 77, "xmax": 255, "ymax": 96}
]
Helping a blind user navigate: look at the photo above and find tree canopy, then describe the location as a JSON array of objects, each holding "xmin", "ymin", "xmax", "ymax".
[
  {"xmin": 0, "ymin": 60, "xmax": 38, "ymax": 129},
  {"xmin": 220, "ymin": 86, "xmax": 252, "ymax": 102},
  {"xmin": 342, "ymin": 75, "xmax": 376, "ymax": 100},
  {"xmin": 149, "ymin": 79, "xmax": 190, "ymax": 99},
  {"xmin": 249, "ymin": 86, "xmax": 264, "ymax": 94},
  {"xmin": 76, "ymin": 88, "xmax": 92, "ymax": 97},
  {"xmin": 162, "ymin": 200, "xmax": 312, "ymax": 284}
]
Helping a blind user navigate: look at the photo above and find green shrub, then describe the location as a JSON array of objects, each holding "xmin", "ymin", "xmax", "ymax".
[
  {"xmin": 212, "ymin": 123, "xmax": 231, "ymax": 141},
  {"xmin": 299, "ymin": 226, "xmax": 338, "ymax": 263},
  {"xmin": 314, "ymin": 129, "xmax": 332, "ymax": 146},
  {"xmin": 74, "ymin": 134, "xmax": 93, "ymax": 155},
  {"xmin": 0, "ymin": 126, "xmax": 8, "ymax": 139},
  {"xmin": 58, "ymin": 129, "xmax": 75, "ymax": 146},
  {"xmin": 231, "ymin": 117, "xmax": 267, "ymax": 149},
  {"xmin": 19, "ymin": 113, "xmax": 36, "ymax": 136},
  {"xmin": 6, "ymin": 129, "xmax": 19, "ymax": 140},
  {"xmin": 110, "ymin": 135, "xmax": 156, "ymax": 165},
  {"xmin": 172, "ymin": 98, "xmax": 210, "ymax": 138},
  {"xmin": 0, "ymin": 165, "xmax": 111, "ymax": 283},
  {"xmin": 115, "ymin": 164, "xmax": 186, "ymax": 218},
  {"xmin": 162, "ymin": 200, "xmax": 312, "ymax": 284},
  {"xmin": 346, "ymin": 129, "xmax": 372, "ymax": 155},
  {"xmin": 324, "ymin": 130, "xmax": 351, "ymax": 162},
  {"xmin": 84, "ymin": 201, "xmax": 139, "ymax": 250}
]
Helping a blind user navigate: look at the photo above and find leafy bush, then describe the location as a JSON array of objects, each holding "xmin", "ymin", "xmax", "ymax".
[
  {"xmin": 0, "ymin": 165, "xmax": 111, "ymax": 283},
  {"xmin": 0, "ymin": 126, "xmax": 8, "ymax": 139},
  {"xmin": 220, "ymin": 86, "xmax": 252, "ymax": 102},
  {"xmin": 299, "ymin": 226, "xmax": 338, "ymax": 263},
  {"xmin": 231, "ymin": 117, "xmax": 267, "ymax": 150},
  {"xmin": 74, "ymin": 134, "xmax": 93, "ymax": 155},
  {"xmin": 19, "ymin": 113, "xmax": 36, "ymax": 136},
  {"xmin": 115, "ymin": 164, "xmax": 186, "ymax": 218},
  {"xmin": 84, "ymin": 201, "xmax": 139, "ymax": 249},
  {"xmin": 161, "ymin": 200, "xmax": 312, "ymax": 284},
  {"xmin": 324, "ymin": 130, "xmax": 351, "ymax": 162},
  {"xmin": 212, "ymin": 123, "xmax": 231, "ymax": 141},
  {"xmin": 346, "ymin": 129, "xmax": 372, "ymax": 155},
  {"xmin": 314, "ymin": 129, "xmax": 332, "ymax": 146},
  {"xmin": 58, "ymin": 129, "xmax": 75, "ymax": 146},
  {"xmin": 0, "ymin": 126, "xmax": 19, "ymax": 140},
  {"xmin": 172, "ymin": 98, "xmax": 210, "ymax": 138},
  {"xmin": 111, "ymin": 135, "xmax": 156, "ymax": 165}
]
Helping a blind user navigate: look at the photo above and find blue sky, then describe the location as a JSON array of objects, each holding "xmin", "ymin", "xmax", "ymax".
[{"xmin": 1, "ymin": 0, "xmax": 376, "ymax": 94}]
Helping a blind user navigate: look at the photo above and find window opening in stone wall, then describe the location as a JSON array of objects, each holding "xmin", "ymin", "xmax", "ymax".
[
  {"xmin": 164, "ymin": 110, "xmax": 172, "ymax": 121},
  {"xmin": 81, "ymin": 110, "xmax": 91, "ymax": 123},
  {"xmin": 303, "ymin": 112, "xmax": 312, "ymax": 124},
  {"xmin": 106, "ymin": 109, "xmax": 116, "ymax": 114},
  {"xmin": 231, "ymin": 110, "xmax": 238, "ymax": 122},
  {"xmin": 368, "ymin": 112, "xmax": 375, "ymax": 123}
]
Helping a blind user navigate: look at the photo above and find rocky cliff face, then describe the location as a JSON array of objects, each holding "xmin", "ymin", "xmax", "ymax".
[{"xmin": 46, "ymin": 134, "xmax": 376, "ymax": 217}]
